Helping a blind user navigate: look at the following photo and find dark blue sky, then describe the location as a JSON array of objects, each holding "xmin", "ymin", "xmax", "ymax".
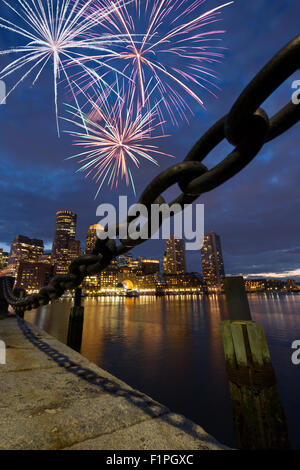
[{"xmin": 0, "ymin": 0, "xmax": 299, "ymax": 278}]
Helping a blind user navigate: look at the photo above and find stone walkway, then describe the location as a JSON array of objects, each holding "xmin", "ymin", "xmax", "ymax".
[{"xmin": 0, "ymin": 316, "xmax": 228, "ymax": 450}]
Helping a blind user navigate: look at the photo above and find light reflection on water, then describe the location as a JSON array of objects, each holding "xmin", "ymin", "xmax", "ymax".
[{"xmin": 26, "ymin": 293, "xmax": 300, "ymax": 449}]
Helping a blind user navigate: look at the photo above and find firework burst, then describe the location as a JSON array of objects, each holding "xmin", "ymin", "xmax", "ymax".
[
  {"xmin": 63, "ymin": 80, "xmax": 173, "ymax": 197},
  {"xmin": 81, "ymin": 0, "xmax": 234, "ymax": 125},
  {"xmin": 0, "ymin": 0, "xmax": 124, "ymax": 134}
]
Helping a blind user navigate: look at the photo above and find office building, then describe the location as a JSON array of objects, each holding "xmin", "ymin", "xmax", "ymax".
[
  {"xmin": 51, "ymin": 210, "xmax": 80, "ymax": 275},
  {"xmin": 85, "ymin": 224, "xmax": 105, "ymax": 254},
  {"xmin": 164, "ymin": 236, "xmax": 186, "ymax": 275},
  {"xmin": 201, "ymin": 232, "xmax": 225, "ymax": 291},
  {"xmin": 8, "ymin": 235, "xmax": 44, "ymax": 277},
  {"xmin": 16, "ymin": 261, "xmax": 52, "ymax": 292},
  {"xmin": 137, "ymin": 257, "xmax": 160, "ymax": 274}
]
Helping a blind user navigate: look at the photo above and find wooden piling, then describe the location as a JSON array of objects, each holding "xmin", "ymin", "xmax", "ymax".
[
  {"xmin": 67, "ymin": 287, "xmax": 84, "ymax": 352},
  {"xmin": 221, "ymin": 277, "xmax": 290, "ymax": 449},
  {"xmin": 224, "ymin": 276, "xmax": 252, "ymax": 321}
]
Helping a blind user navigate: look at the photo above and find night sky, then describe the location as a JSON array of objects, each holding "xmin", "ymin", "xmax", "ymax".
[{"xmin": 0, "ymin": 0, "xmax": 299, "ymax": 278}]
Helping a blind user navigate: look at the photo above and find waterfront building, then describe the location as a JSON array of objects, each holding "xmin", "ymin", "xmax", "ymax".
[
  {"xmin": 245, "ymin": 278, "xmax": 289, "ymax": 293},
  {"xmin": 85, "ymin": 224, "xmax": 98, "ymax": 254},
  {"xmin": 68, "ymin": 239, "xmax": 81, "ymax": 261},
  {"xmin": 16, "ymin": 261, "xmax": 52, "ymax": 292},
  {"xmin": 116, "ymin": 253, "xmax": 134, "ymax": 267},
  {"xmin": 38, "ymin": 253, "xmax": 52, "ymax": 264},
  {"xmin": 164, "ymin": 236, "xmax": 186, "ymax": 275},
  {"xmin": 286, "ymin": 279, "xmax": 300, "ymax": 292},
  {"xmin": 164, "ymin": 273, "xmax": 204, "ymax": 293},
  {"xmin": 244, "ymin": 279, "xmax": 266, "ymax": 292},
  {"xmin": 85, "ymin": 224, "xmax": 105, "ymax": 254},
  {"xmin": 82, "ymin": 269, "xmax": 204, "ymax": 296},
  {"xmin": 0, "ymin": 248, "xmax": 9, "ymax": 269},
  {"xmin": 163, "ymin": 251, "xmax": 167, "ymax": 273},
  {"xmin": 201, "ymin": 232, "xmax": 225, "ymax": 292},
  {"xmin": 265, "ymin": 279, "xmax": 285, "ymax": 292}
]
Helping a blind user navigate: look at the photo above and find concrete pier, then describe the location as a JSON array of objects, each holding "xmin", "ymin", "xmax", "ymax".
[{"xmin": 0, "ymin": 316, "xmax": 228, "ymax": 450}]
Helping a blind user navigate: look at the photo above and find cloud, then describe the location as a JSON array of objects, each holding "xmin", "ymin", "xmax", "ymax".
[{"xmin": 243, "ymin": 269, "xmax": 300, "ymax": 280}]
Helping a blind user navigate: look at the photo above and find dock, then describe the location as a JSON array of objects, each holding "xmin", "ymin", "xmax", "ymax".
[{"xmin": 0, "ymin": 316, "xmax": 228, "ymax": 450}]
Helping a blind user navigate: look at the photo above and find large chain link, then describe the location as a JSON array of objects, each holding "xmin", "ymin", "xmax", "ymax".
[{"xmin": 2, "ymin": 34, "xmax": 300, "ymax": 312}]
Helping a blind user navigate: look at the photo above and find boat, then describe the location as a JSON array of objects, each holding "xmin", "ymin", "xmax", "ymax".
[{"xmin": 126, "ymin": 290, "xmax": 139, "ymax": 298}]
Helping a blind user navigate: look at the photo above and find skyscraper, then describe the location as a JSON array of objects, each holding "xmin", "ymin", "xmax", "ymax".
[
  {"xmin": 164, "ymin": 236, "xmax": 186, "ymax": 274},
  {"xmin": 16, "ymin": 261, "xmax": 51, "ymax": 292},
  {"xmin": 7, "ymin": 235, "xmax": 44, "ymax": 277},
  {"xmin": 51, "ymin": 210, "xmax": 80, "ymax": 275},
  {"xmin": 85, "ymin": 224, "xmax": 105, "ymax": 254},
  {"xmin": 137, "ymin": 257, "xmax": 160, "ymax": 274},
  {"xmin": 0, "ymin": 248, "xmax": 9, "ymax": 270},
  {"xmin": 116, "ymin": 253, "xmax": 133, "ymax": 267},
  {"xmin": 201, "ymin": 232, "xmax": 225, "ymax": 292},
  {"xmin": 85, "ymin": 224, "xmax": 97, "ymax": 254}
]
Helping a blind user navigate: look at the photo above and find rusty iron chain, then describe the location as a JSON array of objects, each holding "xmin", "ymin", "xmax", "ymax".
[{"xmin": 2, "ymin": 34, "xmax": 300, "ymax": 312}]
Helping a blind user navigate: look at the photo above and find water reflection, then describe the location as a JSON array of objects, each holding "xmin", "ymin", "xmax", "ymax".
[{"xmin": 26, "ymin": 293, "xmax": 300, "ymax": 449}]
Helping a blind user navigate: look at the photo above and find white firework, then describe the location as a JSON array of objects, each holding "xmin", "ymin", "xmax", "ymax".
[{"xmin": 0, "ymin": 0, "xmax": 124, "ymax": 134}]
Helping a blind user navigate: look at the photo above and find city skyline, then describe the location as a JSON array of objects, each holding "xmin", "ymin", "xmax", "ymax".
[
  {"xmin": 1, "ymin": 209, "xmax": 300, "ymax": 291},
  {"xmin": 51, "ymin": 210, "xmax": 81, "ymax": 275}
]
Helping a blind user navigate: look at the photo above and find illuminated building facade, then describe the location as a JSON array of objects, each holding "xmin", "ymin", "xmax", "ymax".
[
  {"xmin": 244, "ymin": 279, "xmax": 266, "ymax": 292},
  {"xmin": 51, "ymin": 210, "xmax": 81, "ymax": 275},
  {"xmin": 16, "ymin": 261, "xmax": 52, "ymax": 292},
  {"xmin": 265, "ymin": 279, "xmax": 284, "ymax": 292},
  {"xmin": 85, "ymin": 224, "xmax": 98, "ymax": 254},
  {"xmin": 38, "ymin": 253, "xmax": 51, "ymax": 264},
  {"xmin": 201, "ymin": 232, "xmax": 225, "ymax": 292},
  {"xmin": 82, "ymin": 269, "xmax": 203, "ymax": 296},
  {"xmin": 68, "ymin": 239, "xmax": 81, "ymax": 261},
  {"xmin": 163, "ymin": 252, "xmax": 167, "ymax": 273},
  {"xmin": 85, "ymin": 224, "xmax": 105, "ymax": 254},
  {"xmin": 137, "ymin": 257, "xmax": 160, "ymax": 274},
  {"xmin": 8, "ymin": 235, "xmax": 44, "ymax": 277},
  {"xmin": 164, "ymin": 236, "xmax": 186, "ymax": 275},
  {"xmin": 245, "ymin": 278, "xmax": 287, "ymax": 292},
  {"xmin": 164, "ymin": 273, "xmax": 204, "ymax": 293},
  {"xmin": 0, "ymin": 248, "xmax": 9, "ymax": 269},
  {"xmin": 117, "ymin": 253, "xmax": 134, "ymax": 267},
  {"xmin": 286, "ymin": 279, "xmax": 300, "ymax": 292}
]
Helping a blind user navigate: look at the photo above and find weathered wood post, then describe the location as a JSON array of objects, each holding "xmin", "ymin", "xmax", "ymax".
[
  {"xmin": 221, "ymin": 276, "xmax": 290, "ymax": 449},
  {"xmin": 67, "ymin": 287, "xmax": 84, "ymax": 352}
]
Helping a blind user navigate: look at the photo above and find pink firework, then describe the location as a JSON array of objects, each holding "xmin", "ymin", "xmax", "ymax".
[
  {"xmin": 0, "ymin": 0, "xmax": 125, "ymax": 135},
  {"xmin": 63, "ymin": 80, "xmax": 174, "ymax": 197},
  {"xmin": 80, "ymin": 0, "xmax": 234, "ymax": 125}
]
